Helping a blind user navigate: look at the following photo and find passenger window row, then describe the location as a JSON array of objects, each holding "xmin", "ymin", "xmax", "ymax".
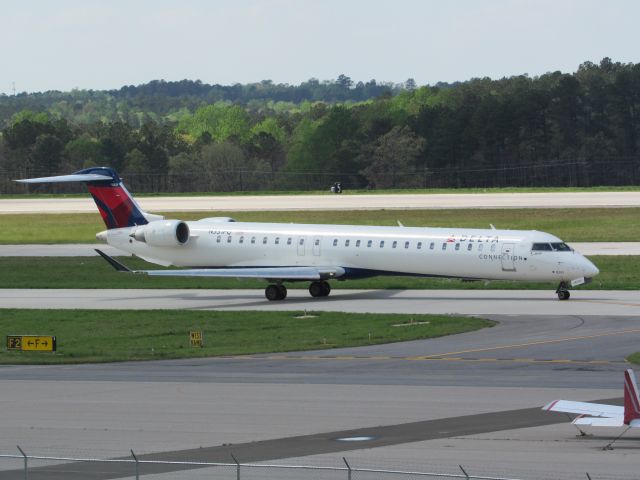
[
  {"xmin": 327, "ymin": 239, "xmax": 496, "ymax": 252},
  {"xmin": 215, "ymin": 235, "xmax": 498, "ymax": 253},
  {"xmin": 216, "ymin": 235, "xmax": 305, "ymax": 246}
]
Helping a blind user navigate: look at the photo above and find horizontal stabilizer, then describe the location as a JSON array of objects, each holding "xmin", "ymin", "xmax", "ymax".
[{"xmin": 16, "ymin": 173, "xmax": 114, "ymax": 183}]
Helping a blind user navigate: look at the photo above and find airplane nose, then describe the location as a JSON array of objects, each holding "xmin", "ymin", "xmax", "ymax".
[{"xmin": 584, "ymin": 258, "xmax": 599, "ymax": 277}]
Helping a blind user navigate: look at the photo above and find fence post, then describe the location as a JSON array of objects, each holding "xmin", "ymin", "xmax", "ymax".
[
  {"xmin": 459, "ymin": 465, "xmax": 470, "ymax": 480},
  {"xmin": 231, "ymin": 453, "xmax": 240, "ymax": 480},
  {"xmin": 131, "ymin": 449, "xmax": 139, "ymax": 480},
  {"xmin": 16, "ymin": 446, "xmax": 27, "ymax": 480},
  {"xmin": 343, "ymin": 457, "xmax": 352, "ymax": 480}
]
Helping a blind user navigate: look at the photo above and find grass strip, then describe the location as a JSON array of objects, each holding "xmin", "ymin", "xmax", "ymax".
[
  {"xmin": 0, "ymin": 255, "xmax": 630, "ymax": 290},
  {"xmin": 627, "ymin": 352, "xmax": 640, "ymax": 365},
  {"xmin": 1, "ymin": 208, "xmax": 640, "ymax": 243},
  {"xmin": 0, "ymin": 309, "xmax": 493, "ymax": 364}
]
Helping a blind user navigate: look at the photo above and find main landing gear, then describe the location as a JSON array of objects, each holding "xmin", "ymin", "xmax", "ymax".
[
  {"xmin": 309, "ymin": 281, "xmax": 331, "ymax": 298},
  {"xmin": 556, "ymin": 281, "xmax": 571, "ymax": 301},
  {"xmin": 264, "ymin": 281, "xmax": 332, "ymax": 301},
  {"xmin": 265, "ymin": 284, "xmax": 287, "ymax": 301}
]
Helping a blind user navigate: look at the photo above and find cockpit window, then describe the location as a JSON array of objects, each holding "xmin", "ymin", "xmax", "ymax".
[
  {"xmin": 551, "ymin": 242, "xmax": 572, "ymax": 252},
  {"xmin": 532, "ymin": 242, "xmax": 573, "ymax": 252}
]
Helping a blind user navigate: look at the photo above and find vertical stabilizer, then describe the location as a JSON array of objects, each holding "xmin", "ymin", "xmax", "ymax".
[
  {"xmin": 16, "ymin": 167, "xmax": 162, "ymax": 229},
  {"xmin": 623, "ymin": 369, "xmax": 640, "ymax": 425},
  {"xmin": 82, "ymin": 167, "xmax": 149, "ymax": 229}
]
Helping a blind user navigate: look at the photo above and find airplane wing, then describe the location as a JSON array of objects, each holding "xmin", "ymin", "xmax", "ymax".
[
  {"xmin": 143, "ymin": 266, "xmax": 344, "ymax": 280},
  {"xmin": 95, "ymin": 249, "xmax": 345, "ymax": 281},
  {"xmin": 542, "ymin": 400, "xmax": 623, "ymax": 418},
  {"xmin": 573, "ymin": 416, "xmax": 624, "ymax": 427}
]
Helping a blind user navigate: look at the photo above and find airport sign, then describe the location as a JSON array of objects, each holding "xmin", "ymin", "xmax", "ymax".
[{"xmin": 6, "ymin": 335, "xmax": 56, "ymax": 352}]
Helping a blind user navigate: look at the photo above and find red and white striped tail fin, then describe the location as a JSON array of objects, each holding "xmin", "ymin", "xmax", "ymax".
[{"xmin": 623, "ymin": 369, "xmax": 640, "ymax": 425}]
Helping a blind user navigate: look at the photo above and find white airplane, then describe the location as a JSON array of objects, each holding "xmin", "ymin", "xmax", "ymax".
[
  {"xmin": 17, "ymin": 167, "xmax": 599, "ymax": 301},
  {"xmin": 543, "ymin": 369, "xmax": 640, "ymax": 429}
]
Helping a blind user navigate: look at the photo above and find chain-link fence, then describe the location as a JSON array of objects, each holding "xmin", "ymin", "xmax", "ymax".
[
  {"xmin": 3, "ymin": 159, "xmax": 640, "ymax": 194},
  {"xmin": 0, "ymin": 449, "xmax": 634, "ymax": 480}
]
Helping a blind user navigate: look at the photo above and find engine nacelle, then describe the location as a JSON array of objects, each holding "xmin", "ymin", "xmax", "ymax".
[{"xmin": 133, "ymin": 220, "xmax": 190, "ymax": 247}]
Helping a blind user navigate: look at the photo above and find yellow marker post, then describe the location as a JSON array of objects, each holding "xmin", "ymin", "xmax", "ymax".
[
  {"xmin": 190, "ymin": 330, "xmax": 203, "ymax": 348},
  {"xmin": 6, "ymin": 335, "xmax": 56, "ymax": 352}
]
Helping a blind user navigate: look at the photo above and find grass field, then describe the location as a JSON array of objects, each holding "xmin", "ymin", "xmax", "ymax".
[
  {"xmin": 2, "ymin": 207, "xmax": 640, "ymax": 243},
  {"xmin": 0, "ymin": 309, "xmax": 492, "ymax": 364},
  {"xmin": 0, "ymin": 255, "xmax": 631, "ymax": 290}
]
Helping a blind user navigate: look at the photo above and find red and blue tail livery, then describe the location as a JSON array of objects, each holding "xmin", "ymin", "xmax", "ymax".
[
  {"xmin": 624, "ymin": 368, "xmax": 640, "ymax": 425},
  {"xmin": 17, "ymin": 167, "xmax": 152, "ymax": 229}
]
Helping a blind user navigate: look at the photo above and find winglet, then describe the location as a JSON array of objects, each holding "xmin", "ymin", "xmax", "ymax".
[
  {"xmin": 95, "ymin": 249, "xmax": 131, "ymax": 272},
  {"xmin": 624, "ymin": 369, "xmax": 640, "ymax": 425}
]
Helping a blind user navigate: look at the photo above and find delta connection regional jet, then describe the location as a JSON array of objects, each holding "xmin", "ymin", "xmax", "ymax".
[{"xmin": 17, "ymin": 167, "xmax": 599, "ymax": 301}]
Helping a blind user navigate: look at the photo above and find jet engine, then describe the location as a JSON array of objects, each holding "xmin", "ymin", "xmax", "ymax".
[{"xmin": 132, "ymin": 220, "xmax": 190, "ymax": 247}]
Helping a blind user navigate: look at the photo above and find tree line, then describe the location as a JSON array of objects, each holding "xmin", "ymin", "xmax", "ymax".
[{"xmin": 2, "ymin": 58, "xmax": 639, "ymax": 193}]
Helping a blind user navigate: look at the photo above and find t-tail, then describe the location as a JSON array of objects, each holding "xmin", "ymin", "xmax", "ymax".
[
  {"xmin": 16, "ymin": 167, "xmax": 162, "ymax": 229},
  {"xmin": 624, "ymin": 368, "xmax": 640, "ymax": 425}
]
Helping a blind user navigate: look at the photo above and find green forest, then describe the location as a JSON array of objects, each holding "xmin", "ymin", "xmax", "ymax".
[{"xmin": 2, "ymin": 58, "xmax": 639, "ymax": 193}]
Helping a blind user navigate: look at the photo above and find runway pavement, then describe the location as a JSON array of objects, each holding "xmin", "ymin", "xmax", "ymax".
[
  {"xmin": 2, "ymin": 242, "xmax": 639, "ymax": 256},
  {"xmin": 1, "ymin": 312, "xmax": 639, "ymax": 479},
  {"xmin": 2, "ymin": 288, "xmax": 640, "ymax": 316},
  {"xmin": 3, "ymin": 191, "xmax": 640, "ymax": 213}
]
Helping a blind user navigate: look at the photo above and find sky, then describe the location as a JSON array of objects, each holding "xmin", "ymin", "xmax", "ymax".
[{"xmin": 1, "ymin": 0, "xmax": 639, "ymax": 94}]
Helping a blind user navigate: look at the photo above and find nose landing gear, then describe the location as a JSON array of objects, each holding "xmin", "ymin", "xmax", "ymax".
[{"xmin": 556, "ymin": 282, "xmax": 570, "ymax": 301}]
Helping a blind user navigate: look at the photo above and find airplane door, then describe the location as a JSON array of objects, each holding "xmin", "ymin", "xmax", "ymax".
[
  {"xmin": 501, "ymin": 243, "xmax": 516, "ymax": 271},
  {"xmin": 312, "ymin": 237, "xmax": 321, "ymax": 256},
  {"xmin": 297, "ymin": 237, "xmax": 306, "ymax": 256}
]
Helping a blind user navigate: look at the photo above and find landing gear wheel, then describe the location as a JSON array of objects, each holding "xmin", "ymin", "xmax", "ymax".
[
  {"xmin": 309, "ymin": 281, "xmax": 331, "ymax": 298},
  {"xmin": 277, "ymin": 284, "xmax": 287, "ymax": 300},
  {"xmin": 556, "ymin": 281, "xmax": 570, "ymax": 301},
  {"xmin": 265, "ymin": 284, "xmax": 287, "ymax": 301},
  {"xmin": 309, "ymin": 281, "xmax": 324, "ymax": 297}
]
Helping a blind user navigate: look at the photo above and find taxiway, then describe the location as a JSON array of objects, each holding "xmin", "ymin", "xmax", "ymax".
[
  {"xmin": 3, "ymin": 191, "xmax": 640, "ymax": 213},
  {"xmin": 1, "ymin": 288, "xmax": 639, "ymax": 316}
]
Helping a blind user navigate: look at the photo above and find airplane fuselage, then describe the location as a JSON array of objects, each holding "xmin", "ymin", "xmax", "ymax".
[{"xmin": 103, "ymin": 219, "xmax": 599, "ymax": 284}]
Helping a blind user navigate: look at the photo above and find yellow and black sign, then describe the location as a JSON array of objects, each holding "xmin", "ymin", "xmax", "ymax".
[
  {"xmin": 190, "ymin": 330, "xmax": 203, "ymax": 348},
  {"xmin": 6, "ymin": 335, "xmax": 56, "ymax": 352}
]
